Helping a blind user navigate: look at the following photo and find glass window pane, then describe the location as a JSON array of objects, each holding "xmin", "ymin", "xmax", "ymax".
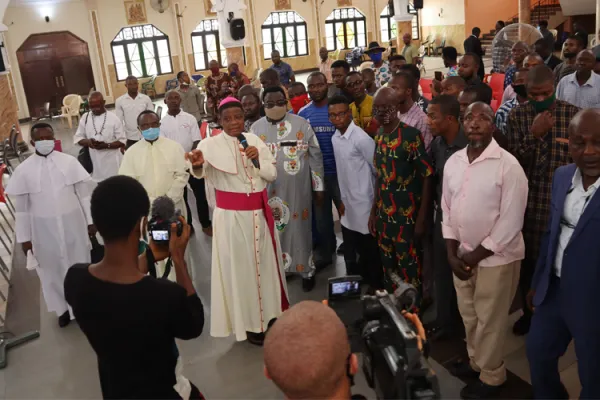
[
  {"xmin": 391, "ymin": 22, "xmax": 398, "ymax": 40},
  {"xmin": 326, "ymin": 11, "xmax": 334, "ymax": 21},
  {"xmin": 262, "ymin": 29, "xmax": 272, "ymax": 44},
  {"xmin": 273, "ymin": 13, "xmax": 279, "ymax": 24},
  {"xmin": 335, "ymin": 22, "xmax": 344, "ymax": 49},
  {"xmin": 287, "ymin": 42, "xmax": 296, "ymax": 57},
  {"xmin": 141, "ymin": 41, "xmax": 155, "ymax": 58},
  {"xmin": 156, "ymin": 39, "xmax": 169, "ymax": 57},
  {"xmin": 192, "ymin": 36, "xmax": 204, "ymax": 54},
  {"xmin": 346, "ymin": 22, "xmax": 356, "ymax": 48},
  {"xmin": 206, "ymin": 34, "xmax": 217, "ymax": 52},
  {"xmin": 334, "ymin": 9, "xmax": 340, "ymax": 19},
  {"xmin": 325, "ymin": 24, "xmax": 333, "ymax": 38},
  {"xmin": 143, "ymin": 25, "xmax": 153, "ymax": 37},
  {"xmin": 128, "ymin": 43, "xmax": 140, "ymax": 61},
  {"xmin": 348, "ymin": 8, "xmax": 354, "ymax": 18},
  {"xmin": 294, "ymin": 13, "xmax": 303, "ymax": 22},
  {"xmin": 145, "ymin": 57, "xmax": 157, "ymax": 75},
  {"xmin": 288, "ymin": 12, "xmax": 294, "ymax": 22},
  {"xmin": 159, "ymin": 56, "xmax": 172, "ymax": 73},
  {"xmin": 297, "ymin": 25, "xmax": 306, "ymax": 41},
  {"xmin": 208, "ymin": 50, "xmax": 219, "ymax": 64},
  {"xmin": 264, "ymin": 43, "xmax": 272, "ymax": 59},
  {"xmin": 326, "ymin": 36, "xmax": 335, "ymax": 51},
  {"xmin": 123, "ymin": 28, "xmax": 133, "ymax": 40},
  {"xmin": 265, "ymin": 14, "xmax": 273, "ymax": 25},
  {"xmin": 357, "ymin": 20, "xmax": 365, "ymax": 34},
  {"xmin": 355, "ymin": 8, "xmax": 364, "ymax": 17},
  {"xmin": 285, "ymin": 26, "xmax": 295, "ymax": 43},
  {"xmin": 153, "ymin": 27, "xmax": 164, "ymax": 36},
  {"xmin": 212, "ymin": 19, "xmax": 218, "ymax": 30},
  {"xmin": 114, "ymin": 32, "xmax": 124, "ymax": 42},
  {"xmin": 133, "ymin": 26, "xmax": 144, "ymax": 39},
  {"xmin": 298, "ymin": 39, "xmax": 307, "ymax": 55},
  {"xmin": 131, "ymin": 60, "xmax": 143, "ymax": 77},
  {"xmin": 194, "ymin": 53, "xmax": 206, "ymax": 70},
  {"xmin": 273, "ymin": 27, "xmax": 282, "ymax": 44},
  {"xmin": 116, "ymin": 63, "xmax": 129, "ymax": 80},
  {"xmin": 341, "ymin": 8, "xmax": 347, "ymax": 18},
  {"xmin": 275, "ymin": 42, "xmax": 284, "ymax": 55},
  {"xmin": 204, "ymin": 20, "xmax": 211, "ymax": 31},
  {"xmin": 280, "ymin": 12, "xmax": 287, "ymax": 23},
  {"xmin": 113, "ymin": 45, "xmax": 126, "ymax": 63},
  {"xmin": 220, "ymin": 47, "xmax": 228, "ymax": 66}
]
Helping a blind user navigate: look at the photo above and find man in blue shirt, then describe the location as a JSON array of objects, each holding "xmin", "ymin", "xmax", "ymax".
[
  {"xmin": 270, "ymin": 50, "xmax": 295, "ymax": 87},
  {"xmin": 299, "ymin": 71, "xmax": 342, "ymax": 268}
]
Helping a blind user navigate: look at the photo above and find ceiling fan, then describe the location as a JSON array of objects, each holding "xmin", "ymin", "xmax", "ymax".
[{"xmin": 150, "ymin": 0, "xmax": 171, "ymax": 14}]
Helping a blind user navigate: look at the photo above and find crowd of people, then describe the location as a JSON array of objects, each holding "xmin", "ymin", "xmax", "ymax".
[{"xmin": 6, "ymin": 33, "xmax": 600, "ymax": 399}]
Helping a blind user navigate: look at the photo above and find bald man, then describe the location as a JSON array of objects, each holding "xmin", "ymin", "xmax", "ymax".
[
  {"xmin": 527, "ymin": 109, "xmax": 600, "ymax": 399},
  {"xmin": 504, "ymin": 41, "xmax": 529, "ymax": 89},
  {"xmin": 74, "ymin": 91, "xmax": 126, "ymax": 182},
  {"xmin": 443, "ymin": 102, "xmax": 527, "ymax": 398},
  {"xmin": 264, "ymin": 301, "xmax": 358, "ymax": 400},
  {"xmin": 557, "ymin": 50, "xmax": 600, "ymax": 109}
]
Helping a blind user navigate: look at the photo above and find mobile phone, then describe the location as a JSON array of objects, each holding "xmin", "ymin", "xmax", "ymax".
[
  {"xmin": 435, "ymin": 71, "xmax": 443, "ymax": 81},
  {"xmin": 151, "ymin": 230, "xmax": 170, "ymax": 242}
]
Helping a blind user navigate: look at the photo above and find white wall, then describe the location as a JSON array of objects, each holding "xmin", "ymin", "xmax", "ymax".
[
  {"xmin": 3, "ymin": 0, "xmax": 101, "ymax": 119},
  {"xmin": 420, "ymin": 0, "xmax": 465, "ymax": 26}
]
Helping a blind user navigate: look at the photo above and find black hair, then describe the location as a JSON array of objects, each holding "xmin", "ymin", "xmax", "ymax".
[
  {"xmin": 219, "ymin": 101, "xmax": 244, "ymax": 114},
  {"xmin": 429, "ymin": 95, "xmax": 460, "ymax": 119},
  {"xmin": 361, "ymin": 68, "xmax": 374, "ymax": 75},
  {"xmin": 538, "ymin": 20, "xmax": 548, "ymax": 28},
  {"xmin": 290, "ymin": 82, "xmax": 306, "ymax": 89},
  {"xmin": 241, "ymin": 91, "xmax": 260, "ymax": 103},
  {"xmin": 534, "ymin": 38, "xmax": 550, "ymax": 51},
  {"xmin": 262, "ymin": 85, "xmax": 287, "ymax": 101},
  {"xmin": 389, "ymin": 55, "xmax": 406, "ymax": 62},
  {"xmin": 260, "ymin": 68, "xmax": 280, "ymax": 83},
  {"xmin": 125, "ymin": 75, "xmax": 138, "ymax": 83},
  {"xmin": 472, "ymin": 27, "xmax": 481, "ymax": 35},
  {"xmin": 91, "ymin": 176, "xmax": 150, "ymax": 242},
  {"xmin": 399, "ymin": 64, "xmax": 421, "ymax": 81},
  {"xmin": 391, "ymin": 71, "xmax": 416, "ymax": 91},
  {"xmin": 176, "ymin": 71, "xmax": 185, "ymax": 80},
  {"xmin": 331, "ymin": 60, "xmax": 351, "ymax": 72},
  {"xmin": 463, "ymin": 83, "xmax": 493, "ymax": 105},
  {"xmin": 463, "ymin": 52, "xmax": 482, "ymax": 67},
  {"xmin": 328, "ymin": 95, "xmax": 350, "ymax": 107},
  {"xmin": 307, "ymin": 71, "xmax": 327, "ymax": 82},
  {"xmin": 527, "ymin": 65, "xmax": 554, "ymax": 86},
  {"xmin": 346, "ymin": 70, "xmax": 361, "ymax": 79},
  {"xmin": 30, "ymin": 122, "xmax": 54, "ymax": 139},
  {"xmin": 442, "ymin": 46, "xmax": 458, "ymax": 61},
  {"xmin": 136, "ymin": 110, "xmax": 159, "ymax": 126},
  {"xmin": 567, "ymin": 34, "xmax": 586, "ymax": 49},
  {"xmin": 496, "ymin": 21, "xmax": 506, "ymax": 28}
]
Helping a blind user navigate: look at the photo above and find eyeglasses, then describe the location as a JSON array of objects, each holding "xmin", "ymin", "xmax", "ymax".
[
  {"xmin": 264, "ymin": 100, "xmax": 288, "ymax": 109},
  {"xmin": 347, "ymin": 79, "xmax": 364, "ymax": 88},
  {"xmin": 329, "ymin": 111, "xmax": 349, "ymax": 120}
]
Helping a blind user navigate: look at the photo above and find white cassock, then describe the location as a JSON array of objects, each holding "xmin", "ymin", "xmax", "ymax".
[
  {"xmin": 6, "ymin": 151, "xmax": 94, "ymax": 316},
  {"xmin": 190, "ymin": 132, "xmax": 289, "ymax": 341},
  {"xmin": 118, "ymin": 136, "xmax": 190, "ymax": 218},
  {"xmin": 73, "ymin": 111, "xmax": 126, "ymax": 182}
]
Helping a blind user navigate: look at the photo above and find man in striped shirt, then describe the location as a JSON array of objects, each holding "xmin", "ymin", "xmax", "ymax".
[{"xmin": 299, "ymin": 71, "xmax": 343, "ymax": 268}]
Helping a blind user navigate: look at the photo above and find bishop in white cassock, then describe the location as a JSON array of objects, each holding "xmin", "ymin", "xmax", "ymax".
[
  {"xmin": 74, "ymin": 92, "xmax": 126, "ymax": 182},
  {"xmin": 6, "ymin": 123, "xmax": 94, "ymax": 327},
  {"xmin": 187, "ymin": 97, "xmax": 289, "ymax": 345}
]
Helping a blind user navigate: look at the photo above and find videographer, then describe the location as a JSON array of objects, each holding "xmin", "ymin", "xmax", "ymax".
[{"xmin": 64, "ymin": 176, "xmax": 205, "ymax": 399}]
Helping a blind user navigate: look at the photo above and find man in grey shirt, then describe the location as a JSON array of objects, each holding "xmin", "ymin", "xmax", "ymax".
[
  {"xmin": 426, "ymin": 94, "xmax": 467, "ymax": 340},
  {"xmin": 176, "ymin": 71, "xmax": 206, "ymax": 123}
]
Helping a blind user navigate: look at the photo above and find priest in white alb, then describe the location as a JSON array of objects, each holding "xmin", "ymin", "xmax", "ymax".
[
  {"xmin": 6, "ymin": 123, "xmax": 95, "ymax": 328},
  {"xmin": 118, "ymin": 109, "xmax": 189, "ymax": 219},
  {"xmin": 186, "ymin": 97, "xmax": 289, "ymax": 346}
]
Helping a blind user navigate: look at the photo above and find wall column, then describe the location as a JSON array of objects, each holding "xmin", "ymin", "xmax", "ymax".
[
  {"xmin": 395, "ymin": 21, "xmax": 412, "ymax": 49},
  {"xmin": 518, "ymin": 0, "xmax": 531, "ymax": 25}
]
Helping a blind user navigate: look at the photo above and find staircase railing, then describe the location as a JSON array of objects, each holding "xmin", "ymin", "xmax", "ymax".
[{"xmin": 506, "ymin": 0, "xmax": 561, "ymax": 26}]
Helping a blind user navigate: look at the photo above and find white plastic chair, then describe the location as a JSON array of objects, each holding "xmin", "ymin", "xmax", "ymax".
[{"xmin": 60, "ymin": 95, "xmax": 82, "ymax": 129}]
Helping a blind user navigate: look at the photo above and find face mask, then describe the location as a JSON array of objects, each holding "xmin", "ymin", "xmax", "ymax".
[
  {"xmin": 230, "ymin": 70, "xmax": 237, "ymax": 77},
  {"xmin": 142, "ymin": 127, "xmax": 160, "ymax": 141},
  {"xmin": 564, "ymin": 52, "xmax": 577, "ymax": 59},
  {"xmin": 34, "ymin": 140, "xmax": 55, "ymax": 156},
  {"xmin": 290, "ymin": 93, "xmax": 309, "ymax": 114},
  {"xmin": 180, "ymin": 82, "xmax": 189, "ymax": 87},
  {"xmin": 512, "ymin": 84, "xmax": 527, "ymax": 98},
  {"xmin": 375, "ymin": 108, "xmax": 397, "ymax": 125},
  {"xmin": 370, "ymin": 52, "xmax": 383, "ymax": 63},
  {"xmin": 265, "ymin": 105, "xmax": 288, "ymax": 121},
  {"xmin": 530, "ymin": 92, "xmax": 556, "ymax": 114}
]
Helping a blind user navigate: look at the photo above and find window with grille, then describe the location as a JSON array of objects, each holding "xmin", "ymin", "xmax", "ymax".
[
  {"xmin": 379, "ymin": 5, "xmax": 420, "ymax": 43},
  {"xmin": 192, "ymin": 19, "xmax": 228, "ymax": 70},
  {"xmin": 409, "ymin": 4, "xmax": 420, "ymax": 40},
  {"xmin": 261, "ymin": 11, "xmax": 309, "ymax": 59},
  {"xmin": 325, "ymin": 7, "xmax": 367, "ymax": 51},
  {"xmin": 111, "ymin": 24, "xmax": 173, "ymax": 81}
]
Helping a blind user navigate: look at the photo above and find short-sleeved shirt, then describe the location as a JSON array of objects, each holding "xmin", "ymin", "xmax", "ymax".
[
  {"xmin": 553, "ymin": 62, "xmax": 576, "ymax": 88},
  {"xmin": 556, "ymin": 72, "xmax": 600, "ymax": 109},
  {"xmin": 370, "ymin": 61, "xmax": 392, "ymax": 87},
  {"xmin": 115, "ymin": 93, "xmax": 154, "ymax": 141},
  {"xmin": 65, "ymin": 264, "xmax": 204, "ymax": 399},
  {"xmin": 270, "ymin": 61, "xmax": 294, "ymax": 86},
  {"xmin": 299, "ymin": 102, "xmax": 337, "ymax": 175},
  {"xmin": 401, "ymin": 44, "xmax": 419, "ymax": 65},
  {"xmin": 160, "ymin": 110, "xmax": 202, "ymax": 152}
]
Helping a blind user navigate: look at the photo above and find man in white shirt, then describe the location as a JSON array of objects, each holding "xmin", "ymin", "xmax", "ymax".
[
  {"xmin": 557, "ymin": 50, "xmax": 600, "ymax": 109},
  {"xmin": 161, "ymin": 90, "xmax": 211, "ymax": 234},
  {"xmin": 119, "ymin": 109, "xmax": 189, "ymax": 220},
  {"xmin": 74, "ymin": 92, "xmax": 126, "ymax": 182},
  {"xmin": 115, "ymin": 76, "xmax": 154, "ymax": 149},
  {"xmin": 7, "ymin": 122, "xmax": 94, "ymax": 328},
  {"xmin": 328, "ymin": 95, "xmax": 382, "ymax": 290}
]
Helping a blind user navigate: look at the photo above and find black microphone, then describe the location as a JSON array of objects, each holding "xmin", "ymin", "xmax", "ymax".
[{"xmin": 238, "ymin": 133, "xmax": 260, "ymax": 169}]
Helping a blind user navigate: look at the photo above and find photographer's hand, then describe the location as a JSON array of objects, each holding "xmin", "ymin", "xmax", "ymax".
[{"xmin": 169, "ymin": 217, "xmax": 196, "ymax": 296}]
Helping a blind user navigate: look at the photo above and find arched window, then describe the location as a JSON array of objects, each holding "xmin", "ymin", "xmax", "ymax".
[
  {"xmin": 192, "ymin": 19, "xmax": 228, "ymax": 70},
  {"xmin": 325, "ymin": 7, "xmax": 367, "ymax": 51},
  {"xmin": 409, "ymin": 4, "xmax": 420, "ymax": 40},
  {"xmin": 261, "ymin": 11, "xmax": 308, "ymax": 59},
  {"xmin": 380, "ymin": 5, "xmax": 398, "ymax": 44},
  {"xmin": 111, "ymin": 24, "xmax": 173, "ymax": 81}
]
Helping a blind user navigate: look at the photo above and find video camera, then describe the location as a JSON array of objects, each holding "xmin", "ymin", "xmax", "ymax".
[{"xmin": 328, "ymin": 276, "xmax": 440, "ymax": 400}]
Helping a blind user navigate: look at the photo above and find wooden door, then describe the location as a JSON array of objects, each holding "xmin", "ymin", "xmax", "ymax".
[{"xmin": 17, "ymin": 31, "xmax": 95, "ymax": 118}]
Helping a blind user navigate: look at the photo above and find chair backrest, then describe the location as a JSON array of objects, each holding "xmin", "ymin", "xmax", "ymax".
[
  {"xmin": 491, "ymin": 99, "xmax": 499, "ymax": 112},
  {"xmin": 420, "ymin": 78, "xmax": 433, "ymax": 94},
  {"xmin": 156, "ymin": 105, "xmax": 163, "ymax": 120},
  {"xmin": 9, "ymin": 126, "xmax": 18, "ymax": 155},
  {"xmin": 63, "ymin": 94, "xmax": 81, "ymax": 115},
  {"xmin": 488, "ymin": 73, "xmax": 505, "ymax": 93}
]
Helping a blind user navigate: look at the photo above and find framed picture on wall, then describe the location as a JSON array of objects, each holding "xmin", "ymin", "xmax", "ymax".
[
  {"xmin": 274, "ymin": 0, "xmax": 291, "ymax": 11},
  {"xmin": 337, "ymin": 0, "xmax": 352, "ymax": 6},
  {"xmin": 124, "ymin": 0, "xmax": 148, "ymax": 25},
  {"xmin": 204, "ymin": 0, "xmax": 216, "ymax": 16}
]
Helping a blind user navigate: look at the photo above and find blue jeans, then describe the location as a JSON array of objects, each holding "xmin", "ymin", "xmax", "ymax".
[{"xmin": 314, "ymin": 174, "xmax": 342, "ymax": 263}]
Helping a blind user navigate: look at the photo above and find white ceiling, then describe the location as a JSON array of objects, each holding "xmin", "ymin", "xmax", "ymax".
[
  {"xmin": 8, "ymin": 0, "xmax": 78, "ymax": 6},
  {"xmin": 559, "ymin": 0, "xmax": 596, "ymax": 16}
]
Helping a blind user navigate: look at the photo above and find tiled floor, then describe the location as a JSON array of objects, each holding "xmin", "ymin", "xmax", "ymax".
[{"xmin": 2, "ymin": 55, "xmax": 582, "ymax": 399}]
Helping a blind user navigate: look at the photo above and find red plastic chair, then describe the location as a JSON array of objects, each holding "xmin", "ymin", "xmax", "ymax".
[
  {"xmin": 488, "ymin": 73, "xmax": 505, "ymax": 101},
  {"xmin": 491, "ymin": 99, "xmax": 500, "ymax": 113},
  {"xmin": 420, "ymin": 78, "xmax": 433, "ymax": 95},
  {"xmin": 422, "ymin": 93, "xmax": 433, "ymax": 101}
]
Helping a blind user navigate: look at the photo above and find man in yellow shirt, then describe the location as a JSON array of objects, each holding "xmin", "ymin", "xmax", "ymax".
[{"xmin": 346, "ymin": 72, "xmax": 379, "ymax": 137}]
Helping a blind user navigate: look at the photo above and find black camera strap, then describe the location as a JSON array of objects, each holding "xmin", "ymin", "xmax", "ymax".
[{"xmin": 145, "ymin": 246, "xmax": 173, "ymax": 280}]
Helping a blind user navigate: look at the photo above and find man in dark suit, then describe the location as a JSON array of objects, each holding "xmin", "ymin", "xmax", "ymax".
[
  {"xmin": 534, "ymin": 38, "xmax": 561, "ymax": 71},
  {"xmin": 464, "ymin": 27, "xmax": 485, "ymax": 80},
  {"xmin": 526, "ymin": 108, "xmax": 600, "ymax": 399}
]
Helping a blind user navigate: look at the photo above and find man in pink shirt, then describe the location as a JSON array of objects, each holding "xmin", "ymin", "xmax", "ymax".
[{"xmin": 441, "ymin": 102, "xmax": 528, "ymax": 399}]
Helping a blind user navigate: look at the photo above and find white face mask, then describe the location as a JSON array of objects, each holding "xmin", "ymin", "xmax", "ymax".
[{"xmin": 34, "ymin": 140, "xmax": 55, "ymax": 156}]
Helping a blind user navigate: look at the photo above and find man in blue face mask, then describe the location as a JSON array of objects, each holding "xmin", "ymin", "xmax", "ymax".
[
  {"xmin": 119, "ymin": 110, "xmax": 190, "ymax": 240},
  {"xmin": 505, "ymin": 65, "xmax": 580, "ymax": 336},
  {"xmin": 365, "ymin": 41, "xmax": 391, "ymax": 87}
]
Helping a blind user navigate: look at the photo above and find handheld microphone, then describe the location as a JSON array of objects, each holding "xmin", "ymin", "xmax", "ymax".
[{"xmin": 238, "ymin": 133, "xmax": 260, "ymax": 169}]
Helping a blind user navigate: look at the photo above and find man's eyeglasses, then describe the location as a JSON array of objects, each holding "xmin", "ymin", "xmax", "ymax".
[
  {"xmin": 347, "ymin": 79, "xmax": 364, "ymax": 88},
  {"xmin": 264, "ymin": 100, "xmax": 288, "ymax": 109},
  {"xmin": 329, "ymin": 111, "xmax": 349, "ymax": 120}
]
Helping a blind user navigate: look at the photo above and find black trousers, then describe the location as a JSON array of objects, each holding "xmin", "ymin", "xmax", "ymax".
[
  {"xmin": 183, "ymin": 175, "xmax": 211, "ymax": 229},
  {"xmin": 432, "ymin": 210, "xmax": 461, "ymax": 330},
  {"xmin": 517, "ymin": 256, "xmax": 536, "ymax": 320},
  {"xmin": 341, "ymin": 226, "xmax": 383, "ymax": 290}
]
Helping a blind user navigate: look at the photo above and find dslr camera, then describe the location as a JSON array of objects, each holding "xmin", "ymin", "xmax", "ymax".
[
  {"xmin": 148, "ymin": 196, "xmax": 184, "ymax": 243},
  {"xmin": 328, "ymin": 276, "xmax": 440, "ymax": 400}
]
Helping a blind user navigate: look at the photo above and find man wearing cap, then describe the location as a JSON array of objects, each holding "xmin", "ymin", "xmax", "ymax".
[
  {"xmin": 365, "ymin": 42, "xmax": 392, "ymax": 87},
  {"xmin": 401, "ymin": 33, "xmax": 419, "ymax": 65}
]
